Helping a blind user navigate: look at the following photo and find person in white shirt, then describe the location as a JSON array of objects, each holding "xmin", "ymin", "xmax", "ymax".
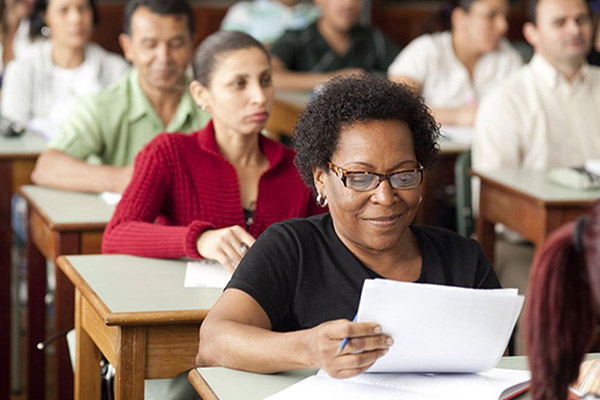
[
  {"xmin": 1, "ymin": 0, "xmax": 128, "ymax": 138},
  {"xmin": 473, "ymin": 0, "xmax": 600, "ymax": 171},
  {"xmin": 388, "ymin": 0, "xmax": 522, "ymax": 127}
]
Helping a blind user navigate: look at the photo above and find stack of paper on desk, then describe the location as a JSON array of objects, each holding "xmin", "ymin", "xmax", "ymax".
[
  {"xmin": 358, "ymin": 279, "xmax": 524, "ymax": 373},
  {"xmin": 267, "ymin": 368, "xmax": 530, "ymax": 400},
  {"xmin": 268, "ymin": 280, "xmax": 526, "ymax": 399}
]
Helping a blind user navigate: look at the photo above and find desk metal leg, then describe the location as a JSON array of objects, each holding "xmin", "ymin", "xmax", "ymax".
[
  {"xmin": 114, "ymin": 326, "xmax": 146, "ymax": 400},
  {"xmin": 0, "ymin": 161, "xmax": 12, "ymax": 400},
  {"xmin": 26, "ymin": 215, "xmax": 47, "ymax": 400},
  {"xmin": 74, "ymin": 290, "xmax": 102, "ymax": 400}
]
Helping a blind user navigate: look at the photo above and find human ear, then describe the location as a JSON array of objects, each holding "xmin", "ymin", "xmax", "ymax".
[
  {"xmin": 523, "ymin": 22, "xmax": 538, "ymax": 48},
  {"xmin": 189, "ymin": 80, "xmax": 210, "ymax": 111},
  {"xmin": 313, "ymin": 166, "xmax": 328, "ymax": 197},
  {"xmin": 118, "ymin": 33, "xmax": 133, "ymax": 62}
]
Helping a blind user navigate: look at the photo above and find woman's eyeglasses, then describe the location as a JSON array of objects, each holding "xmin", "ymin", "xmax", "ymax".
[{"xmin": 327, "ymin": 162, "xmax": 424, "ymax": 192}]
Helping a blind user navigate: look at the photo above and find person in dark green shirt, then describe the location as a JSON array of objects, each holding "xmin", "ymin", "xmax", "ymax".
[{"xmin": 270, "ymin": 0, "xmax": 399, "ymax": 90}]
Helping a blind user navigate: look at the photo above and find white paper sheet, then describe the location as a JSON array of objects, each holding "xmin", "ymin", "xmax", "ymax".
[
  {"xmin": 100, "ymin": 191, "xmax": 122, "ymax": 205},
  {"xmin": 356, "ymin": 280, "xmax": 524, "ymax": 373},
  {"xmin": 184, "ymin": 260, "xmax": 231, "ymax": 288},
  {"xmin": 266, "ymin": 368, "xmax": 530, "ymax": 400}
]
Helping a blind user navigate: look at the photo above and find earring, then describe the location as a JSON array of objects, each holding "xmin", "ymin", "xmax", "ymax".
[
  {"xmin": 41, "ymin": 26, "xmax": 51, "ymax": 37},
  {"xmin": 200, "ymin": 104, "xmax": 208, "ymax": 112},
  {"xmin": 316, "ymin": 193, "xmax": 328, "ymax": 208},
  {"xmin": 418, "ymin": 196, "xmax": 423, "ymax": 205}
]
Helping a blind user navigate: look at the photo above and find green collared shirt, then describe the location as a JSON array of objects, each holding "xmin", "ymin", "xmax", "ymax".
[{"xmin": 49, "ymin": 68, "xmax": 210, "ymax": 166}]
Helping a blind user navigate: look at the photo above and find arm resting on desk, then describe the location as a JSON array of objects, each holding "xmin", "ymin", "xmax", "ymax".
[
  {"xmin": 271, "ymin": 56, "xmax": 364, "ymax": 91},
  {"xmin": 31, "ymin": 149, "xmax": 133, "ymax": 193},
  {"xmin": 196, "ymin": 288, "xmax": 391, "ymax": 379}
]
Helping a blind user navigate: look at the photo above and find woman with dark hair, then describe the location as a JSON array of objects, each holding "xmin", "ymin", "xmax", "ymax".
[
  {"xmin": 195, "ymin": 74, "xmax": 501, "ymax": 378},
  {"xmin": 388, "ymin": 0, "xmax": 522, "ymax": 126},
  {"xmin": 1, "ymin": 0, "xmax": 127, "ymax": 138},
  {"xmin": 526, "ymin": 202, "xmax": 600, "ymax": 400},
  {"xmin": 102, "ymin": 30, "xmax": 322, "ymax": 271}
]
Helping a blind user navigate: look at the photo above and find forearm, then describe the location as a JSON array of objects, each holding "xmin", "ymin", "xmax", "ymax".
[
  {"xmin": 32, "ymin": 149, "xmax": 129, "ymax": 193},
  {"xmin": 197, "ymin": 319, "xmax": 314, "ymax": 373}
]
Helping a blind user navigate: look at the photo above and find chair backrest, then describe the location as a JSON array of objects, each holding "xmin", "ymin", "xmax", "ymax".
[{"xmin": 454, "ymin": 149, "xmax": 473, "ymax": 238}]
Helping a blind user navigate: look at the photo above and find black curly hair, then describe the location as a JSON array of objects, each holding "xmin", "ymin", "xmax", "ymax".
[{"xmin": 293, "ymin": 75, "xmax": 440, "ymax": 194}]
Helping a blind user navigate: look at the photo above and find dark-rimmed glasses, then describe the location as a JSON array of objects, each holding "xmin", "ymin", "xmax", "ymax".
[{"xmin": 327, "ymin": 161, "xmax": 424, "ymax": 192}]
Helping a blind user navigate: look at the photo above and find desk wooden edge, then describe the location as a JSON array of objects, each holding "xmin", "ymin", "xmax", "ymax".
[
  {"xmin": 19, "ymin": 187, "xmax": 109, "ymax": 231},
  {"xmin": 56, "ymin": 255, "xmax": 211, "ymax": 326},
  {"xmin": 188, "ymin": 369, "xmax": 219, "ymax": 400},
  {"xmin": 471, "ymin": 170, "xmax": 600, "ymax": 208},
  {"xmin": 56, "ymin": 256, "xmax": 112, "ymax": 320}
]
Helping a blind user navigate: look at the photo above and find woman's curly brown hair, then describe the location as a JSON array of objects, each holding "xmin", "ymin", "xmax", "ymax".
[{"xmin": 293, "ymin": 74, "xmax": 440, "ymax": 194}]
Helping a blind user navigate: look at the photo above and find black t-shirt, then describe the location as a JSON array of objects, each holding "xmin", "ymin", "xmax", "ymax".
[
  {"xmin": 227, "ymin": 213, "xmax": 500, "ymax": 332},
  {"xmin": 270, "ymin": 23, "xmax": 399, "ymax": 73}
]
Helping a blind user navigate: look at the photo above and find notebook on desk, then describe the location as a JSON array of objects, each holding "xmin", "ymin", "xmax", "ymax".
[
  {"xmin": 268, "ymin": 280, "xmax": 526, "ymax": 399},
  {"xmin": 266, "ymin": 368, "xmax": 530, "ymax": 400}
]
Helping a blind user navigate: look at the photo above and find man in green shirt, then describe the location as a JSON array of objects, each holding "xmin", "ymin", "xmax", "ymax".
[{"xmin": 31, "ymin": 0, "xmax": 210, "ymax": 193}]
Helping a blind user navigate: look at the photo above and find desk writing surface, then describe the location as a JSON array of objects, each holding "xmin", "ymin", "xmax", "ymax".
[
  {"xmin": 195, "ymin": 368, "xmax": 316, "ymax": 400},
  {"xmin": 275, "ymin": 89, "xmax": 310, "ymax": 107},
  {"xmin": 193, "ymin": 354, "xmax": 600, "ymax": 400},
  {"xmin": 20, "ymin": 185, "xmax": 115, "ymax": 227},
  {"xmin": 64, "ymin": 254, "xmax": 222, "ymax": 315},
  {"xmin": 474, "ymin": 169, "xmax": 600, "ymax": 203},
  {"xmin": 0, "ymin": 131, "xmax": 47, "ymax": 158}
]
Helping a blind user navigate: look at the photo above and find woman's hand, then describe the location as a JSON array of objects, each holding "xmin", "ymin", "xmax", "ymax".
[
  {"xmin": 196, "ymin": 226, "xmax": 256, "ymax": 272},
  {"xmin": 306, "ymin": 319, "xmax": 393, "ymax": 379}
]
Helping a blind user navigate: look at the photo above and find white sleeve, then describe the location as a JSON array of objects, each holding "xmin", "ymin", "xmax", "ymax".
[
  {"xmin": 1, "ymin": 58, "xmax": 34, "ymax": 125},
  {"xmin": 472, "ymin": 88, "xmax": 523, "ymax": 170},
  {"xmin": 387, "ymin": 35, "xmax": 434, "ymax": 84}
]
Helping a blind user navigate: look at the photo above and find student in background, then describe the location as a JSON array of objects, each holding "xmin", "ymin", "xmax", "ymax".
[
  {"xmin": 1, "ymin": 0, "xmax": 128, "ymax": 137},
  {"xmin": 526, "ymin": 202, "xmax": 600, "ymax": 400},
  {"xmin": 195, "ymin": 75, "xmax": 500, "ymax": 378},
  {"xmin": 31, "ymin": 0, "xmax": 209, "ymax": 193},
  {"xmin": 102, "ymin": 31, "xmax": 323, "ymax": 271},
  {"xmin": 0, "ymin": 0, "xmax": 34, "ymax": 81},
  {"xmin": 220, "ymin": 0, "xmax": 320, "ymax": 46},
  {"xmin": 473, "ymin": 0, "xmax": 600, "ymax": 170},
  {"xmin": 388, "ymin": 0, "xmax": 522, "ymax": 127},
  {"xmin": 269, "ymin": 0, "xmax": 398, "ymax": 90}
]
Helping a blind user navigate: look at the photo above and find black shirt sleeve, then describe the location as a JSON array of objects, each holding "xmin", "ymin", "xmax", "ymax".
[
  {"xmin": 270, "ymin": 30, "xmax": 301, "ymax": 69},
  {"xmin": 226, "ymin": 223, "xmax": 299, "ymax": 330}
]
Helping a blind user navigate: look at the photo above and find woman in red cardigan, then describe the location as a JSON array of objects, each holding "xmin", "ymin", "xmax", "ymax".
[{"xmin": 102, "ymin": 31, "xmax": 323, "ymax": 271}]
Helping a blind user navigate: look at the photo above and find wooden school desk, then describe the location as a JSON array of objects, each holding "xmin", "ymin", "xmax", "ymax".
[
  {"xmin": 0, "ymin": 132, "xmax": 46, "ymax": 399},
  {"xmin": 56, "ymin": 254, "xmax": 222, "ymax": 400},
  {"xmin": 189, "ymin": 356, "xmax": 543, "ymax": 400},
  {"xmin": 264, "ymin": 89, "xmax": 309, "ymax": 142},
  {"xmin": 473, "ymin": 169, "xmax": 600, "ymax": 263},
  {"xmin": 20, "ymin": 185, "xmax": 115, "ymax": 400}
]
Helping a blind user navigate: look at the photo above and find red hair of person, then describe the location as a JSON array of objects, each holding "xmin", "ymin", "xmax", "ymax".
[{"xmin": 526, "ymin": 201, "xmax": 600, "ymax": 400}]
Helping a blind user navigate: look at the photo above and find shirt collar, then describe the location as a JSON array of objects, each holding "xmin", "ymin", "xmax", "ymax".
[
  {"xmin": 197, "ymin": 120, "xmax": 285, "ymax": 169},
  {"xmin": 530, "ymin": 53, "xmax": 589, "ymax": 89},
  {"xmin": 127, "ymin": 68, "xmax": 196, "ymax": 130}
]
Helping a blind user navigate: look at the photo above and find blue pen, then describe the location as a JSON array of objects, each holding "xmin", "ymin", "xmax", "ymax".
[{"xmin": 337, "ymin": 314, "xmax": 358, "ymax": 354}]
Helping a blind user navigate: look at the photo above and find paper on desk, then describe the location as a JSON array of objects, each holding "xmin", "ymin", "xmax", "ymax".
[
  {"xmin": 184, "ymin": 260, "xmax": 231, "ymax": 288},
  {"xmin": 100, "ymin": 191, "xmax": 122, "ymax": 205},
  {"xmin": 440, "ymin": 126, "xmax": 474, "ymax": 145},
  {"xmin": 357, "ymin": 279, "xmax": 524, "ymax": 373}
]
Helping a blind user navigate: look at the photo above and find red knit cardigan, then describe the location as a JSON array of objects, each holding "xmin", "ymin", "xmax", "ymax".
[{"xmin": 102, "ymin": 121, "xmax": 323, "ymax": 258}]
